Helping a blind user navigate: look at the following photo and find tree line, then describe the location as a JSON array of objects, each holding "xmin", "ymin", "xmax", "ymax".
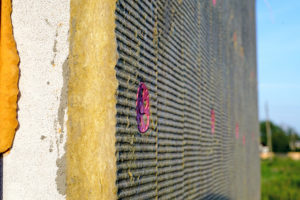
[{"xmin": 260, "ymin": 121, "xmax": 300, "ymax": 153}]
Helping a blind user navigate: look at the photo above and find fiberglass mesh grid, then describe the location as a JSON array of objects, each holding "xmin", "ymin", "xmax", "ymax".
[{"xmin": 114, "ymin": 0, "xmax": 259, "ymax": 199}]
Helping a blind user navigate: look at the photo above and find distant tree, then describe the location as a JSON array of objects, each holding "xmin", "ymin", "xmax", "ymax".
[
  {"xmin": 286, "ymin": 127, "xmax": 300, "ymax": 151},
  {"xmin": 260, "ymin": 122, "xmax": 267, "ymax": 146},
  {"xmin": 260, "ymin": 121, "xmax": 291, "ymax": 153}
]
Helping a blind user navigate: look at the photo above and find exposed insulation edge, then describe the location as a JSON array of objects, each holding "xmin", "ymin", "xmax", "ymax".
[
  {"xmin": 0, "ymin": 0, "xmax": 20, "ymax": 153},
  {"xmin": 67, "ymin": 0, "xmax": 118, "ymax": 199}
]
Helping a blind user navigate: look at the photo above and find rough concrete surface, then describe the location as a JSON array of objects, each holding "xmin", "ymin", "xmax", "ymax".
[{"xmin": 3, "ymin": 0, "xmax": 69, "ymax": 199}]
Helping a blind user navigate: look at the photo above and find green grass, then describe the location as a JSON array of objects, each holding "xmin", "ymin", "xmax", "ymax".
[{"xmin": 261, "ymin": 156, "xmax": 300, "ymax": 200}]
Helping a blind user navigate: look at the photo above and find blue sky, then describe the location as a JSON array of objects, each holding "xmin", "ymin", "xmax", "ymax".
[{"xmin": 256, "ymin": 0, "xmax": 300, "ymax": 133}]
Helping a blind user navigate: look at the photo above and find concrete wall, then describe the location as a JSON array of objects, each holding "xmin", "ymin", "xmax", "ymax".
[{"xmin": 3, "ymin": 1, "xmax": 69, "ymax": 199}]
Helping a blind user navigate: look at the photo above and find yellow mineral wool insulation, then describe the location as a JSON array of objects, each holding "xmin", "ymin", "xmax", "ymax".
[
  {"xmin": 67, "ymin": 0, "xmax": 118, "ymax": 199},
  {"xmin": 0, "ymin": 0, "xmax": 20, "ymax": 153}
]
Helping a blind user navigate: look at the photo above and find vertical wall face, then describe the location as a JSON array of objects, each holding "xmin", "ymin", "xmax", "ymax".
[
  {"xmin": 1, "ymin": 1, "xmax": 259, "ymax": 199},
  {"xmin": 3, "ymin": 0, "xmax": 70, "ymax": 199},
  {"xmin": 114, "ymin": 0, "xmax": 259, "ymax": 200}
]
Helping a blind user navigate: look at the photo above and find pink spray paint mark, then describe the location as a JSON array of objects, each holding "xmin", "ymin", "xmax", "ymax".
[
  {"xmin": 235, "ymin": 123, "xmax": 239, "ymax": 139},
  {"xmin": 211, "ymin": 109, "xmax": 215, "ymax": 134},
  {"xmin": 213, "ymin": 0, "xmax": 216, "ymax": 6},
  {"xmin": 243, "ymin": 135, "xmax": 246, "ymax": 145},
  {"xmin": 233, "ymin": 32, "xmax": 237, "ymax": 42}
]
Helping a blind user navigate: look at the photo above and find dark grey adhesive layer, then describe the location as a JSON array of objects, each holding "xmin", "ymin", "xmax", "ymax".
[{"xmin": 115, "ymin": 0, "xmax": 259, "ymax": 199}]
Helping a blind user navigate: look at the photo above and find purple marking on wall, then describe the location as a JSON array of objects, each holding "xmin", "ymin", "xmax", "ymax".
[{"xmin": 136, "ymin": 82, "xmax": 150, "ymax": 133}]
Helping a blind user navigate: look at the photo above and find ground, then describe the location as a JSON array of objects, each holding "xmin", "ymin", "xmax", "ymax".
[{"xmin": 261, "ymin": 156, "xmax": 300, "ymax": 200}]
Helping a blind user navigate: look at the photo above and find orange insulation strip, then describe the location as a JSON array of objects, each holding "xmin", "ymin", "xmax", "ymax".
[{"xmin": 0, "ymin": 0, "xmax": 19, "ymax": 153}]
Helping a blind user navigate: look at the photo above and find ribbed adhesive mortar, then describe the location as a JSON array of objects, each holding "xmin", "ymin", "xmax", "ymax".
[{"xmin": 114, "ymin": 0, "xmax": 259, "ymax": 200}]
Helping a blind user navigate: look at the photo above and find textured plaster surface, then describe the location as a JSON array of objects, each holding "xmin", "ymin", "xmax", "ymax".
[{"xmin": 3, "ymin": 0, "xmax": 69, "ymax": 199}]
